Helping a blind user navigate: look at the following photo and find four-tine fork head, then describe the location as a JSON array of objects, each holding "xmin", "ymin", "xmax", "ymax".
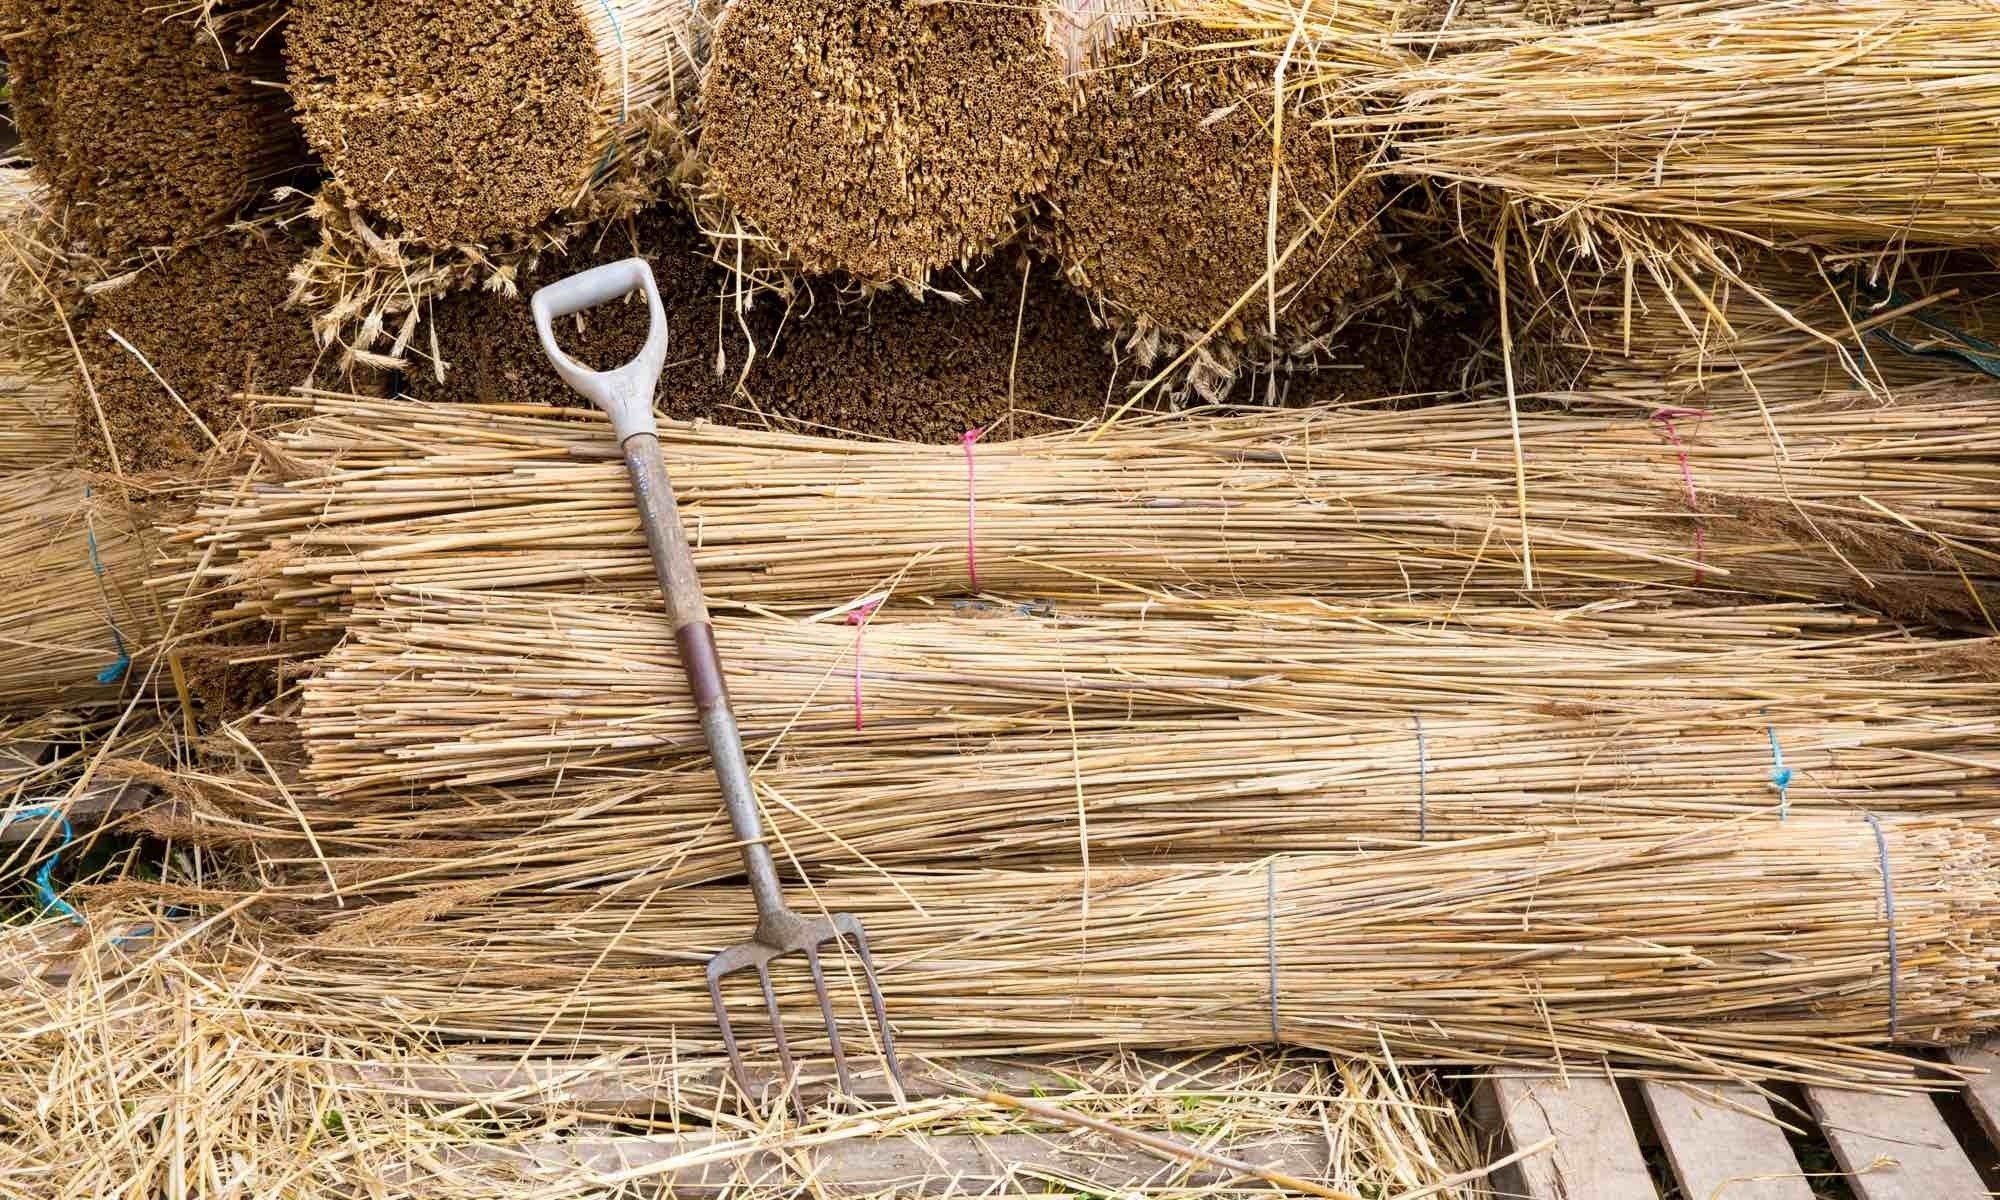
[{"xmin": 706, "ymin": 909, "xmax": 904, "ymax": 1101}]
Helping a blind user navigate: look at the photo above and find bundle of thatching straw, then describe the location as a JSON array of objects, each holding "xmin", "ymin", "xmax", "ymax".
[
  {"xmin": 246, "ymin": 817, "xmax": 1997, "ymax": 1089},
  {"xmin": 0, "ymin": 908, "xmax": 1495, "ymax": 1198},
  {"xmin": 1337, "ymin": 1, "xmax": 2000, "ymax": 251},
  {"xmin": 0, "ymin": 371, "xmax": 72, "ymax": 472},
  {"xmin": 0, "ymin": 0, "xmax": 307, "ymax": 256},
  {"xmin": 1041, "ymin": 16, "xmax": 1396, "ymax": 397},
  {"xmin": 0, "ymin": 469, "xmax": 159, "ymax": 711},
  {"xmin": 283, "ymin": 0, "xmax": 716, "ymax": 364},
  {"xmin": 160, "ymin": 386, "xmax": 2000, "ymax": 632}
]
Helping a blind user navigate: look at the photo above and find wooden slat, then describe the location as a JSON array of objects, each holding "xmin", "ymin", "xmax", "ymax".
[
  {"xmin": 452, "ymin": 1130, "xmax": 1329, "ymax": 1197},
  {"xmin": 0, "ymin": 780, "xmax": 156, "ymax": 845},
  {"xmin": 1946, "ymin": 1043, "xmax": 2000, "ymax": 1155},
  {"xmin": 1477, "ymin": 1072, "xmax": 1657, "ymax": 1200},
  {"xmin": 1641, "ymin": 1081, "xmax": 1813, "ymax": 1200},
  {"xmin": 1806, "ymin": 1086, "xmax": 1987, "ymax": 1200}
]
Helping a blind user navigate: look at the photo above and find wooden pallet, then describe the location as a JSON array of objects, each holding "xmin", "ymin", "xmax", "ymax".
[{"xmin": 1474, "ymin": 1057, "xmax": 2000, "ymax": 1199}]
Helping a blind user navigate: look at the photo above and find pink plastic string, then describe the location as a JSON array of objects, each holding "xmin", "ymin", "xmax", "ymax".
[
  {"xmin": 1651, "ymin": 407, "xmax": 1710, "ymax": 584},
  {"xmin": 962, "ymin": 428, "xmax": 985, "ymax": 591},
  {"xmin": 846, "ymin": 601, "xmax": 881, "ymax": 730}
]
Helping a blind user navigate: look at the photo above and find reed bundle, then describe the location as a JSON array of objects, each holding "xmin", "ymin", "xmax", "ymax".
[
  {"xmin": 252, "ymin": 817, "xmax": 2000, "ymax": 1089},
  {"xmin": 0, "ymin": 911, "xmax": 1493, "ymax": 1198},
  {"xmin": 694, "ymin": 0, "xmax": 1069, "ymax": 293},
  {"xmin": 161, "ymin": 387, "xmax": 2000, "ymax": 633},
  {"xmin": 1042, "ymin": 18, "xmax": 1395, "ymax": 397},
  {"xmin": 0, "ymin": 468, "xmax": 160, "ymax": 712},
  {"xmin": 0, "ymin": 0, "xmax": 307, "ymax": 256},
  {"xmin": 0, "ymin": 371, "xmax": 73, "ymax": 472},
  {"xmin": 283, "ymin": 0, "xmax": 715, "ymax": 366},
  {"xmin": 1339, "ymin": 1, "xmax": 2000, "ymax": 251}
]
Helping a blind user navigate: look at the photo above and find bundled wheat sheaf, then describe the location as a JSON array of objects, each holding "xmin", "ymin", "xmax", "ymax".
[
  {"xmin": 231, "ymin": 817, "xmax": 1994, "ymax": 1090},
  {"xmin": 160, "ymin": 386, "xmax": 2000, "ymax": 635},
  {"xmin": 1335, "ymin": 1, "xmax": 2000, "ymax": 250},
  {"xmin": 283, "ymin": 0, "xmax": 718, "ymax": 367},
  {"xmin": 0, "ymin": 469, "xmax": 160, "ymax": 711}
]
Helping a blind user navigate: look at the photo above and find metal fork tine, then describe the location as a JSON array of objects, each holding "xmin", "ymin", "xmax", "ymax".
[
  {"xmin": 840, "ymin": 919, "xmax": 908, "ymax": 1095},
  {"xmin": 803, "ymin": 942, "xmax": 854, "ymax": 1097},
  {"xmin": 707, "ymin": 964, "xmax": 752, "ymax": 1099},
  {"xmin": 757, "ymin": 962, "xmax": 798, "ymax": 1093}
]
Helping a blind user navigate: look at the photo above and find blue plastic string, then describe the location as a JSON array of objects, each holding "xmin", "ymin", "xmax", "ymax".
[
  {"xmin": 1413, "ymin": 713, "xmax": 1429, "ymax": 842},
  {"xmin": 2, "ymin": 806, "xmax": 82, "ymax": 924},
  {"xmin": 1767, "ymin": 725, "xmax": 1793, "ymax": 820},
  {"xmin": 83, "ymin": 490, "xmax": 131, "ymax": 685},
  {"xmin": 1863, "ymin": 813, "xmax": 1900, "ymax": 1039},
  {"xmin": 1265, "ymin": 858, "xmax": 1280, "ymax": 1045}
]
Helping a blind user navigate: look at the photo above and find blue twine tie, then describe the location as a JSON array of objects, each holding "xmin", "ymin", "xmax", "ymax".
[
  {"xmin": 1413, "ymin": 713, "xmax": 1429, "ymax": 842},
  {"xmin": 1767, "ymin": 725, "xmax": 1793, "ymax": 820},
  {"xmin": 1863, "ymin": 813, "xmax": 1900, "ymax": 1040},
  {"xmin": 2, "ymin": 806, "xmax": 82, "ymax": 924},
  {"xmin": 83, "ymin": 489, "xmax": 131, "ymax": 685}
]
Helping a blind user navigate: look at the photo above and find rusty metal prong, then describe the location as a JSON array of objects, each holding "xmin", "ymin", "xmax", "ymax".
[
  {"xmin": 757, "ymin": 960, "xmax": 798, "ymax": 1095},
  {"xmin": 833, "ymin": 912, "xmax": 907, "ymax": 1096},
  {"xmin": 705, "ymin": 950, "xmax": 753, "ymax": 1099},
  {"xmin": 803, "ymin": 940, "xmax": 854, "ymax": 1098}
]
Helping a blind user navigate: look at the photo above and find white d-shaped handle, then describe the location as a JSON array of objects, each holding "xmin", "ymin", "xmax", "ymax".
[{"xmin": 530, "ymin": 257, "xmax": 669, "ymax": 442}]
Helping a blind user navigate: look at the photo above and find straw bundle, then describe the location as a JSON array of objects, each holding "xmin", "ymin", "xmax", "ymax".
[
  {"xmin": 0, "ymin": 468, "xmax": 160, "ymax": 711},
  {"xmin": 1343, "ymin": 1, "xmax": 2000, "ymax": 251},
  {"xmin": 160, "ymin": 386, "xmax": 2000, "ymax": 633},
  {"xmin": 0, "ymin": 372, "xmax": 73, "ymax": 471},
  {"xmin": 0, "ymin": 0, "xmax": 308, "ymax": 256},
  {"xmin": 282, "ymin": 0, "xmax": 716, "ymax": 366},
  {"xmin": 1043, "ymin": 18, "xmax": 1394, "ymax": 396},
  {"xmin": 0, "ymin": 911, "xmax": 1495, "ymax": 1198},
  {"xmin": 694, "ymin": 0, "xmax": 1069, "ymax": 293},
  {"xmin": 255, "ymin": 817, "xmax": 2000, "ymax": 1089},
  {"xmin": 69, "ymin": 224, "xmax": 343, "ymax": 475}
]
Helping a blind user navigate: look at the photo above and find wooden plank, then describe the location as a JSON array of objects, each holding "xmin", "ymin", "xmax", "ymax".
[
  {"xmin": 1641, "ymin": 1081, "xmax": 1813, "ymax": 1200},
  {"xmin": 1478, "ymin": 1071, "xmax": 1657, "ymax": 1200},
  {"xmin": 452, "ymin": 1130, "xmax": 1329, "ymax": 1197},
  {"xmin": 351, "ymin": 1052, "xmax": 1315, "ymax": 1115},
  {"xmin": 1806, "ymin": 1086, "xmax": 1987, "ymax": 1200},
  {"xmin": 1946, "ymin": 1043, "xmax": 2000, "ymax": 1154},
  {"xmin": 0, "ymin": 780, "xmax": 156, "ymax": 845}
]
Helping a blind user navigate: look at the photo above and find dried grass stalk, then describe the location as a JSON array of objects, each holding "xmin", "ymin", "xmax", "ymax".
[
  {"xmin": 159, "ymin": 386, "xmax": 2000, "ymax": 633},
  {"xmin": 0, "ymin": 372, "xmax": 73, "ymax": 472},
  {"xmin": 246, "ymin": 817, "xmax": 2000, "ymax": 1090},
  {"xmin": 0, "ymin": 468, "xmax": 161, "ymax": 711},
  {"xmin": 1340, "ymin": 1, "xmax": 2000, "ymax": 249}
]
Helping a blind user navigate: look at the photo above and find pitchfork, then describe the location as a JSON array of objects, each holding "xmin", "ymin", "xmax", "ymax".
[{"xmin": 531, "ymin": 259, "xmax": 905, "ymax": 1101}]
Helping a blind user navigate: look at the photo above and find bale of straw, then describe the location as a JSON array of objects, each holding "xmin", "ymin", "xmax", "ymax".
[
  {"xmin": 0, "ymin": 0, "xmax": 308, "ymax": 256},
  {"xmin": 694, "ymin": 0, "xmax": 1069, "ymax": 293},
  {"xmin": 72, "ymin": 224, "xmax": 344, "ymax": 476},
  {"xmin": 157, "ymin": 385, "xmax": 2000, "ymax": 632},
  {"xmin": 1343, "ymin": 1, "xmax": 2000, "ymax": 250},
  {"xmin": 1043, "ymin": 18, "xmax": 1395, "ymax": 398},
  {"xmin": 285, "ymin": 0, "xmax": 713, "ymax": 246},
  {"xmin": 0, "ymin": 373, "xmax": 74, "ymax": 472},
  {"xmin": 0, "ymin": 915, "xmax": 1492, "ymax": 1199},
  {"xmin": 256, "ymin": 817, "xmax": 2000, "ymax": 1089},
  {"xmin": 282, "ymin": 0, "xmax": 716, "ymax": 369},
  {"xmin": 0, "ymin": 468, "xmax": 160, "ymax": 711}
]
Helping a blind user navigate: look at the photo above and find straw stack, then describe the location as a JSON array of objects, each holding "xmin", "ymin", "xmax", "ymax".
[
  {"xmin": 1042, "ymin": 17, "xmax": 1396, "ymax": 398},
  {"xmin": 159, "ymin": 386, "xmax": 2000, "ymax": 632},
  {"xmin": 693, "ymin": 0, "xmax": 1069, "ymax": 294},
  {"xmin": 1341, "ymin": 1, "xmax": 2000, "ymax": 251},
  {"xmin": 283, "ymin": 0, "xmax": 717, "ymax": 364},
  {"xmin": 248, "ymin": 817, "xmax": 2000, "ymax": 1089},
  {"xmin": 0, "ymin": 373, "xmax": 72, "ymax": 473},
  {"xmin": 0, "ymin": 468, "xmax": 160, "ymax": 712},
  {"xmin": 0, "ymin": 0, "xmax": 307, "ymax": 256}
]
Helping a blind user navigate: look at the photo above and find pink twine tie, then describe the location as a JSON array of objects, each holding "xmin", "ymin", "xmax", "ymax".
[
  {"xmin": 846, "ymin": 601, "xmax": 881, "ymax": 730},
  {"xmin": 962, "ymin": 428, "xmax": 984, "ymax": 592},
  {"xmin": 1652, "ymin": 407, "xmax": 1710, "ymax": 584}
]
